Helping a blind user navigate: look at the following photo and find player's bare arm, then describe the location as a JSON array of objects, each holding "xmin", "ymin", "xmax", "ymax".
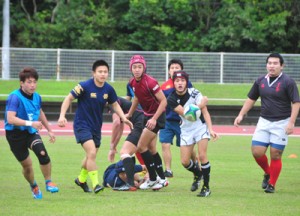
[
  {"xmin": 39, "ymin": 109, "xmax": 56, "ymax": 143},
  {"xmin": 146, "ymin": 90, "xmax": 167, "ymax": 131},
  {"xmin": 6, "ymin": 110, "xmax": 43, "ymax": 131},
  {"xmin": 234, "ymin": 98, "xmax": 256, "ymax": 127},
  {"xmin": 111, "ymin": 101, "xmax": 133, "ymax": 130},
  {"xmin": 127, "ymin": 96, "xmax": 139, "ymax": 118},
  {"xmin": 286, "ymin": 102, "xmax": 300, "ymax": 135},
  {"xmin": 202, "ymin": 107, "xmax": 219, "ymax": 141},
  {"xmin": 58, "ymin": 93, "xmax": 74, "ymax": 127}
]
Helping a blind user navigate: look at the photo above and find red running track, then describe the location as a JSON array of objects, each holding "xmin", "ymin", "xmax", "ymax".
[{"xmin": 1, "ymin": 121, "xmax": 300, "ymax": 137}]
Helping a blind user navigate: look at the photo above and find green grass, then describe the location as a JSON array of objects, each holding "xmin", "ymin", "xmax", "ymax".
[
  {"xmin": 0, "ymin": 80, "xmax": 253, "ymax": 105},
  {"xmin": 0, "ymin": 135, "xmax": 299, "ymax": 216}
]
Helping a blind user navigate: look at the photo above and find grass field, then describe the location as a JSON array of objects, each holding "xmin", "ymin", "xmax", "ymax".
[
  {"xmin": 0, "ymin": 80, "xmax": 254, "ymax": 105},
  {"xmin": 0, "ymin": 135, "xmax": 299, "ymax": 216}
]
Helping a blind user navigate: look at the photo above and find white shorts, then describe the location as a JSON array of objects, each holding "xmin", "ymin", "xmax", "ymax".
[
  {"xmin": 252, "ymin": 117, "xmax": 289, "ymax": 150},
  {"xmin": 180, "ymin": 124, "xmax": 210, "ymax": 146}
]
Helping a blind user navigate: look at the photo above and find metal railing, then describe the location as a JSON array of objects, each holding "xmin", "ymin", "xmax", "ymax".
[{"xmin": 1, "ymin": 48, "xmax": 300, "ymax": 83}]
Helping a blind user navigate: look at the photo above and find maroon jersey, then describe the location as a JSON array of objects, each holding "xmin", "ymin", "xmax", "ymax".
[
  {"xmin": 129, "ymin": 74, "xmax": 162, "ymax": 116},
  {"xmin": 248, "ymin": 73, "xmax": 300, "ymax": 121}
]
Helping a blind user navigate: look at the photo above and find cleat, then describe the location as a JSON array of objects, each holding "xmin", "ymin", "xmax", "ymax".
[
  {"xmin": 262, "ymin": 174, "xmax": 270, "ymax": 189},
  {"xmin": 140, "ymin": 179, "xmax": 162, "ymax": 190},
  {"xmin": 197, "ymin": 186, "xmax": 211, "ymax": 197},
  {"xmin": 31, "ymin": 185, "xmax": 42, "ymax": 200},
  {"xmin": 46, "ymin": 181, "xmax": 59, "ymax": 193},
  {"xmin": 191, "ymin": 175, "xmax": 202, "ymax": 192},
  {"xmin": 75, "ymin": 178, "xmax": 92, "ymax": 193},
  {"xmin": 157, "ymin": 176, "xmax": 169, "ymax": 187},
  {"xmin": 94, "ymin": 184, "xmax": 104, "ymax": 194},
  {"xmin": 113, "ymin": 183, "xmax": 137, "ymax": 191},
  {"xmin": 264, "ymin": 184, "xmax": 275, "ymax": 193},
  {"xmin": 164, "ymin": 170, "xmax": 173, "ymax": 178}
]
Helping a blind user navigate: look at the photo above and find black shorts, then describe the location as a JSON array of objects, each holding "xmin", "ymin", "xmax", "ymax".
[
  {"xmin": 125, "ymin": 120, "xmax": 144, "ymax": 146},
  {"xmin": 6, "ymin": 129, "xmax": 42, "ymax": 162},
  {"xmin": 144, "ymin": 112, "xmax": 166, "ymax": 134}
]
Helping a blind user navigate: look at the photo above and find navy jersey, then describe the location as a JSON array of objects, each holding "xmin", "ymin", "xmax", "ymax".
[
  {"xmin": 248, "ymin": 73, "xmax": 300, "ymax": 121},
  {"xmin": 5, "ymin": 89, "xmax": 41, "ymax": 134},
  {"xmin": 71, "ymin": 78, "xmax": 118, "ymax": 134},
  {"xmin": 161, "ymin": 78, "xmax": 193, "ymax": 122},
  {"xmin": 168, "ymin": 87, "xmax": 205, "ymax": 129},
  {"xmin": 129, "ymin": 74, "xmax": 162, "ymax": 116},
  {"xmin": 103, "ymin": 160, "xmax": 143, "ymax": 188}
]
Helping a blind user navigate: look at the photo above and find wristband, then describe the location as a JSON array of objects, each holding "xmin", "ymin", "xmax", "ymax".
[{"xmin": 25, "ymin": 121, "xmax": 33, "ymax": 126}]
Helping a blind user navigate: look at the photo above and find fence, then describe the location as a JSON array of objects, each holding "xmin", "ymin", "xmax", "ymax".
[{"xmin": 1, "ymin": 48, "xmax": 300, "ymax": 83}]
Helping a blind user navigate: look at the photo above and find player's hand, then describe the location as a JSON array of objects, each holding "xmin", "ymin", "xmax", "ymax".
[
  {"xmin": 210, "ymin": 130, "xmax": 219, "ymax": 142},
  {"xmin": 58, "ymin": 117, "xmax": 67, "ymax": 127},
  {"xmin": 285, "ymin": 122, "xmax": 294, "ymax": 135},
  {"xmin": 234, "ymin": 115, "xmax": 243, "ymax": 127},
  {"xmin": 146, "ymin": 118, "xmax": 156, "ymax": 131},
  {"xmin": 123, "ymin": 119, "xmax": 133, "ymax": 130},
  {"xmin": 108, "ymin": 149, "xmax": 117, "ymax": 162},
  {"xmin": 32, "ymin": 121, "xmax": 43, "ymax": 131},
  {"xmin": 48, "ymin": 131, "xmax": 56, "ymax": 143}
]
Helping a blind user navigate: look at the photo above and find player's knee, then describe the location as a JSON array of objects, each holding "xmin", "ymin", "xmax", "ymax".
[
  {"xmin": 181, "ymin": 159, "xmax": 190, "ymax": 168},
  {"xmin": 32, "ymin": 140, "xmax": 51, "ymax": 165},
  {"xmin": 120, "ymin": 153, "xmax": 131, "ymax": 160}
]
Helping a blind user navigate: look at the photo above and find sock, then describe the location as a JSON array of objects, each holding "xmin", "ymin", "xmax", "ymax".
[
  {"xmin": 88, "ymin": 170, "xmax": 99, "ymax": 188},
  {"xmin": 30, "ymin": 180, "xmax": 38, "ymax": 189},
  {"xmin": 269, "ymin": 159, "xmax": 282, "ymax": 186},
  {"xmin": 185, "ymin": 160, "xmax": 201, "ymax": 177},
  {"xmin": 131, "ymin": 155, "xmax": 136, "ymax": 164},
  {"xmin": 141, "ymin": 150, "xmax": 157, "ymax": 181},
  {"xmin": 123, "ymin": 157, "xmax": 135, "ymax": 186},
  {"xmin": 136, "ymin": 152, "xmax": 145, "ymax": 165},
  {"xmin": 78, "ymin": 168, "xmax": 89, "ymax": 183},
  {"xmin": 45, "ymin": 180, "xmax": 51, "ymax": 185},
  {"xmin": 254, "ymin": 154, "xmax": 270, "ymax": 175},
  {"xmin": 152, "ymin": 152, "xmax": 165, "ymax": 179},
  {"xmin": 201, "ymin": 161, "xmax": 211, "ymax": 188}
]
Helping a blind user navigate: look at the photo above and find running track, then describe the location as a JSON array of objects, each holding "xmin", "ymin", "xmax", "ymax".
[{"xmin": 1, "ymin": 121, "xmax": 300, "ymax": 137}]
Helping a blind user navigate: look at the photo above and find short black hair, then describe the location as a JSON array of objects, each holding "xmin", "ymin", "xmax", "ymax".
[
  {"xmin": 92, "ymin": 60, "xmax": 109, "ymax": 71},
  {"xmin": 266, "ymin": 53, "xmax": 284, "ymax": 65},
  {"xmin": 19, "ymin": 67, "xmax": 39, "ymax": 82},
  {"xmin": 168, "ymin": 59, "xmax": 183, "ymax": 70}
]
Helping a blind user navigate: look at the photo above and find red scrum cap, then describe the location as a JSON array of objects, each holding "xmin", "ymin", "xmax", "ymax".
[{"xmin": 129, "ymin": 55, "xmax": 147, "ymax": 72}]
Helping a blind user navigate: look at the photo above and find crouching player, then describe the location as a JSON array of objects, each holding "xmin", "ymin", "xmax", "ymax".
[
  {"xmin": 167, "ymin": 71, "xmax": 219, "ymax": 197},
  {"xmin": 103, "ymin": 160, "xmax": 147, "ymax": 190}
]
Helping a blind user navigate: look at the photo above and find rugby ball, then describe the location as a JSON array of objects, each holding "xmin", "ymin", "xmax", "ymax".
[{"xmin": 183, "ymin": 104, "xmax": 201, "ymax": 122}]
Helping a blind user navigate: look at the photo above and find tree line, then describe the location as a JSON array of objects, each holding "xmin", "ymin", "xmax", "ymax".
[{"xmin": 2, "ymin": 0, "xmax": 300, "ymax": 53}]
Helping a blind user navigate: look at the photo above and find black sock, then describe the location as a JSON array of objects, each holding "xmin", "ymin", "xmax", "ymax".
[
  {"xmin": 152, "ymin": 152, "xmax": 165, "ymax": 179},
  {"xmin": 201, "ymin": 161, "xmax": 211, "ymax": 188},
  {"xmin": 131, "ymin": 156, "xmax": 136, "ymax": 164},
  {"xmin": 123, "ymin": 157, "xmax": 135, "ymax": 186},
  {"xmin": 141, "ymin": 150, "xmax": 157, "ymax": 181},
  {"xmin": 185, "ymin": 160, "xmax": 201, "ymax": 177}
]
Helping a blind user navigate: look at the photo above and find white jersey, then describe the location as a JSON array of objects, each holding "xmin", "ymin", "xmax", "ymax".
[{"xmin": 167, "ymin": 87, "xmax": 210, "ymax": 145}]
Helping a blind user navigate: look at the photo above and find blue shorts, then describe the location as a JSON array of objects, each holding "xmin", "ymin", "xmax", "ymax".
[
  {"xmin": 159, "ymin": 121, "xmax": 181, "ymax": 147},
  {"xmin": 74, "ymin": 128, "xmax": 101, "ymax": 148}
]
